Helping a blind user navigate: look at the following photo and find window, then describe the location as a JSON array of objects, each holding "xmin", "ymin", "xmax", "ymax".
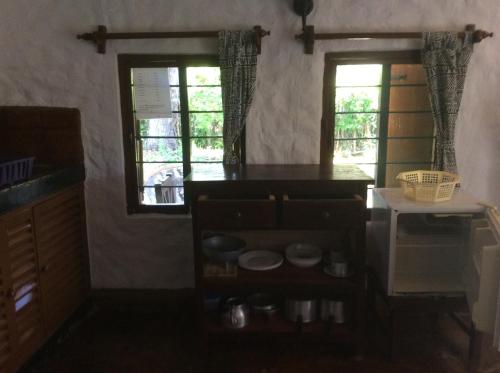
[
  {"xmin": 118, "ymin": 55, "xmax": 230, "ymax": 214},
  {"xmin": 321, "ymin": 51, "xmax": 435, "ymax": 188}
]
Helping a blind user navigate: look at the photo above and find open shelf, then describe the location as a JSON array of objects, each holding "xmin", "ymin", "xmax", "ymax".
[
  {"xmin": 203, "ymin": 312, "xmax": 356, "ymax": 341},
  {"xmin": 393, "ymin": 272, "xmax": 464, "ymax": 294},
  {"xmin": 187, "ymin": 167, "xmax": 370, "ymax": 354},
  {"xmin": 202, "ymin": 261, "xmax": 361, "ymax": 293}
]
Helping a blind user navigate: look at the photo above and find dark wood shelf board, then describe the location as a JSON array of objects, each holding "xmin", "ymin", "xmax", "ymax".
[
  {"xmin": 204, "ymin": 313, "xmax": 356, "ymax": 340},
  {"xmin": 202, "ymin": 262, "xmax": 362, "ymax": 292}
]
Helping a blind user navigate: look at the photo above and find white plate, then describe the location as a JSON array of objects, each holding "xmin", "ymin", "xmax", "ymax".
[
  {"xmin": 285, "ymin": 243, "xmax": 322, "ymax": 268},
  {"xmin": 238, "ymin": 250, "xmax": 284, "ymax": 271}
]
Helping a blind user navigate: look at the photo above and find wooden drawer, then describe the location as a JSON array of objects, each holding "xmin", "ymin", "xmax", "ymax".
[
  {"xmin": 196, "ymin": 195, "xmax": 277, "ymax": 229},
  {"xmin": 282, "ymin": 194, "xmax": 365, "ymax": 229}
]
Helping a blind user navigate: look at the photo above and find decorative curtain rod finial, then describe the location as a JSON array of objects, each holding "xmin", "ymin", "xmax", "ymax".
[
  {"xmin": 464, "ymin": 24, "xmax": 493, "ymax": 43},
  {"xmin": 77, "ymin": 25, "xmax": 107, "ymax": 53},
  {"xmin": 473, "ymin": 30, "xmax": 494, "ymax": 43},
  {"xmin": 253, "ymin": 25, "xmax": 271, "ymax": 54}
]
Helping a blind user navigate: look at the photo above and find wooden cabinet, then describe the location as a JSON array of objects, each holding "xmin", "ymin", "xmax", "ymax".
[
  {"xmin": 0, "ymin": 184, "xmax": 89, "ymax": 372},
  {"xmin": 186, "ymin": 165, "xmax": 372, "ymax": 354},
  {"xmin": 0, "ymin": 208, "xmax": 45, "ymax": 369},
  {"xmin": 0, "ymin": 232, "xmax": 16, "ymax": 373},
  {"xmin": 33, "ymin": 186, "xmax": 88, "ymax": 336}
]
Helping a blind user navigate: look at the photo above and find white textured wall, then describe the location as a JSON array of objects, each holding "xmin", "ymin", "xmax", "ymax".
[{"xmin": 0, "ymin": 0, "xmax": 499, "ymax": 288}]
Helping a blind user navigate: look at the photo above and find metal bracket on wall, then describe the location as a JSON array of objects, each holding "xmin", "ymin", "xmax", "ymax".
[
  {"xmin": 292, "ymin": 0, "xmax": 315, "ymax": 54},
  {"xmin": 293, "ymin": 0, "xmax": 314, "ymax": 31}
]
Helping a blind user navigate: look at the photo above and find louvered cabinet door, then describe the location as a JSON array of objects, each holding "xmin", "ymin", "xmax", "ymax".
[
  {"xmin": 33, "ymin": 185, "xmax": 89, "ymax": 336},
  {"xmin": 0, "ymin": 279, "xmax": 14, "ymax": 373},
  {"xmin": 0, "ymin": 240, "xmax": 15, "ymax": 373},
  {"xmin": 0, "ymin": 208, "xmax": 45, "ymax": 369}
]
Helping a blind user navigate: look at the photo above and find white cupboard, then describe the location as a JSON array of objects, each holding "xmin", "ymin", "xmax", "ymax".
[{"xmin": 369, "ymin": 188, "xmax": 500, "ymax": 340}]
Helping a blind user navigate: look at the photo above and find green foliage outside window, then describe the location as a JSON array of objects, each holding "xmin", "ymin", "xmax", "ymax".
[
  {"xmin": 189, "ymin": 112, "xmax": 223, "ymax": 149},
  {"xmin": 188, "ymin": 68, "xmax": 223, "ymax": 150},
  {"xmin": 335, "ymin": 94, "xmax": 377, "ymax": 154},
  {"xmin": 139, "ymin": 119, "xmax": 149, "ymax": 137}
]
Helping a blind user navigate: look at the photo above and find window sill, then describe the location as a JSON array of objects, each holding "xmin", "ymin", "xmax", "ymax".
[{"xmin": 126, "ymin": 212, "xmax": 192, "ymax": 220}]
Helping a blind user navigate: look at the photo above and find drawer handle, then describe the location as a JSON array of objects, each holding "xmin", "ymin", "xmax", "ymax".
[
  {"xmin": 234, "ymin": 211, "xmax": 243, "ymax": 219},
  {"xmin": 321, "ymin": 211, "xmax": 331, "ymax": 220}
]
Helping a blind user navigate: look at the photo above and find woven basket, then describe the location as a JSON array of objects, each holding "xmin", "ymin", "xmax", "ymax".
[{"xmin": 396, "ymin": 170, "xmax": 460, "ymax": 203}]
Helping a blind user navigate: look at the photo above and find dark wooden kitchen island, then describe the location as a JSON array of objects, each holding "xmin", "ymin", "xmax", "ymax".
[{"xmin": 185, "ymin": 164, "xmax": 373, "ymax": 355}]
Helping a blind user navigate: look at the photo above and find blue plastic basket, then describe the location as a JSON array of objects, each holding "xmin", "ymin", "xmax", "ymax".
[{"xmin": 0, "ymin": 157, "xmax": 35, "ymax": 187}]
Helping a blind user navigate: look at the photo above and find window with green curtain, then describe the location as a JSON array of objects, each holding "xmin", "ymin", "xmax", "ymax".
[
  {"xmin": 118, "ymin": 54, "xmax": 236, "ymax": 214},
  {"xmin": 321, "ymin": 51, "xmax": 435, "ymax": 189}
]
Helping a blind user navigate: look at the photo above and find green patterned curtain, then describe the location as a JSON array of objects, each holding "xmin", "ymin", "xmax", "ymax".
[
  {"xmin": 422, "ymin": 32, "xmax": 474, "ymax": 173},
  {"xmin": 218, "ymin": 31, "xmax": 257, "ymax": 165}
]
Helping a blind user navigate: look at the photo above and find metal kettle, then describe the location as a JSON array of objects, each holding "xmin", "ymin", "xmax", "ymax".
[{"xmin": 221, "ymin": 297, "xmax": 249, "ymax": 329}]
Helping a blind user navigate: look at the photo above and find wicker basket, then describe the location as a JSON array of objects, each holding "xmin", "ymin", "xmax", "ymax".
[{"xmin": 396, "ymin": 170, "xmax": 460, "ymax": 202}]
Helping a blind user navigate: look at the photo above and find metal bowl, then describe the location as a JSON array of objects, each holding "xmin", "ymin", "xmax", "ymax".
[
  {"xmin": 202, "ymin": 235, "xmax": 246, "ymax": 263},
  {"xmin": 285, "ymin": 243, "xmax": 322, "ymax": 268},
  {"xmin": 247, "ymin": 293, "xmax": 278, "ymax": 315}
]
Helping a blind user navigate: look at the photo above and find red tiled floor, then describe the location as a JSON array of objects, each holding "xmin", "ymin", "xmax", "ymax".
[{"xmin": 22, "ymin": 306, "xmax": 476, "ymax": 373}]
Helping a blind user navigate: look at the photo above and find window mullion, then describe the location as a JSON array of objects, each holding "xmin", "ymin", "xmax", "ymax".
[
  {"xmin": 178, "ymin": 66, "xmax": 191, "ymax": 183},
  {"xmin": 376, "ymin": 64, "xmax": 391, "ymax": 188},
  {"xmin": 136, "ymin": 119, "xmax": 144, "ymax": 194},
  {"xmin": 320, "ymin": 60, "xmax": 336, "ymax": 164}
]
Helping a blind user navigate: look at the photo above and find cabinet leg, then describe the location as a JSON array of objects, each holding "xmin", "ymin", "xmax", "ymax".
[
  {"xmin": 468, "ymin": 322, "xmax": 479, "ymax": 373},
  {"xmin": 295, "ymin": 315, "xmax": 303, "ymax": 335},
  {"xmin": 389, "ymin": 309, "xmax": 399, "ymax": 361},
  {"xmin": 324, "ymin": 315, "xmax": 332, "ymax": 337},
  {"xmin": 356, "ymin": 282, "xmax": 367, "ymax": 358},
  {"xmin": 366, "ymin": 270, "xmax": 376, "ymax": 332}
]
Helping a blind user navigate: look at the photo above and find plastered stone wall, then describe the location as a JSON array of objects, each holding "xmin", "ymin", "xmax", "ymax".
[{"xmin": 0, "ymin": 0, "xmax": 499, "ymax": 288}]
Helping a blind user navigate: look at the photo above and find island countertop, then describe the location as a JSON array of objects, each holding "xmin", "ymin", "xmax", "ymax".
[
  {"xmin": 185, "ymin": 164, "xmax": 373, "ymax": 200},
  {"xmin": 185, "ymin": 164, "xmax": 373, "ymax": 183}
]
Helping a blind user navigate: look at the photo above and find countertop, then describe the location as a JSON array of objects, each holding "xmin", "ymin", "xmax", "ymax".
[
  {"xmin": 185, "ymin": 164, "xmax": 374, "ymax": 183},
  {"xmin": 0, "ymin": 164, "xmax": 85, "ymax": 215},
  {"xmin": 373, "ymin": 188, "xmax": 485, "ymax": 214},
  {"xmin": 185, "ymin": 164, "xmax": 374, "ymax": 200}
]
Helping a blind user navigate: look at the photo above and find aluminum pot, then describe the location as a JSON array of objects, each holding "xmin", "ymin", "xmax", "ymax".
[
  {"xmin": 320, "ymin": 298, "xmax": 349, "ymax": 324},
  {"xmin": 220, "ymin": 297, "xmax": 249, "ymax": 329},
  {"xmin": 285, "ymin": 298, "xmax": 317, "ymax": 323}
]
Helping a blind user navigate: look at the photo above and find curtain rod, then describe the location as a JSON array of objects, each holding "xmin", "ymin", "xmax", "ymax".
[
  {"xmin": 295, "ymin": 24, "xmax": 493, "ymax": 54},
  {"xmin": 77, "ymin": 25, "xmax": 270, "ymax": 54}
]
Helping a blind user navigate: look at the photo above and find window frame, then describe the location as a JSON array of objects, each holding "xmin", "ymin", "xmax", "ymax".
[
  {"xmin": 321, "ymin": 50, "xmax": 433, "ymax": 187},
  {"xmin": 118, "ymin": 54, "xmax": 231, "ymax": 214}
]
